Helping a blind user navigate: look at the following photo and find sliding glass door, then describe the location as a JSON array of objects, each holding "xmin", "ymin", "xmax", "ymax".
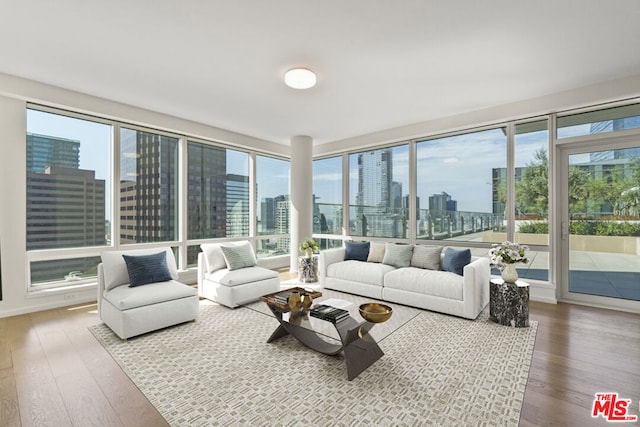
[{"xmin": 558, "ymin": 141, "xmax": 640, "ymax": 310}]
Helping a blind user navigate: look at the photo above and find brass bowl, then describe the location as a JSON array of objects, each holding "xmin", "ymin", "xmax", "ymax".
[{"xmin": 359, "ymin": 303, "xmax": 393, "ymax": 323}]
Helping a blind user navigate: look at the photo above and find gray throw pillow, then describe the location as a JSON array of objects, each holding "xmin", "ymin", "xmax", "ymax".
[
  {"xmin": 382, "ymin": 243, "xmax": 414, "ymax": 268},
  {"xmin": 220, "ymin": 242, "xmax": 257, "ymax": 270},
  {"xmin": 411, "ymin": 245, "xmax": 443, "ymax": 270}
]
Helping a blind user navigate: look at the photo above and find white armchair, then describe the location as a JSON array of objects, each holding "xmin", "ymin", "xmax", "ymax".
[
  {"xmin": 98, "ymin": 247, "xmax": 199, "ymax": 339},
  {"xmin": 197, "ymin": 241, "xmax": 280, "ymax": 308}
]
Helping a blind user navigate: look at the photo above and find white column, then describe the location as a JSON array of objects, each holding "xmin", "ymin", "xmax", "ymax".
[{"xmin": 290, "ymin": 135, "xmax": 313, "ymax": 272}]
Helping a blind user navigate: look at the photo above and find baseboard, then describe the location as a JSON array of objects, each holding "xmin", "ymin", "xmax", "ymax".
[{"xmin": 0, "ymin": 295, "xmax": 97, "ymax": 318}]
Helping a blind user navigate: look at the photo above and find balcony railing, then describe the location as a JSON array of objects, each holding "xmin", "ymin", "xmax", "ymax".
[{"xmin": 312, "ymin": 202, "xmax": 504, "ymax": 240}]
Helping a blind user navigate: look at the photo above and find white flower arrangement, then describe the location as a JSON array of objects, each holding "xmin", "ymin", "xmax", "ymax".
[
  {"xmin": 489, "ymin": 241, "xmax": 529, "ymax": 269},
  {"xmin": 299, "ymin": 237, "xmax": 319, "ymax": 258}
]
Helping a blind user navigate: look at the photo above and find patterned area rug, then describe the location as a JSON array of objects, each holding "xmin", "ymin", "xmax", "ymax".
[{"xmin": 89, "ymin": 300, "xmax": 538, "ymax": 426}]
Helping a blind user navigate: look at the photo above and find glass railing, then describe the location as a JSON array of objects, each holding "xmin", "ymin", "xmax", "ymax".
[
  {"xmin": 417, "ymin": 209, "xmax": 504, "ymax": 240},
  {"xmin": 348, "ymin": 205, "xmax": 410, "ymax": 238}
]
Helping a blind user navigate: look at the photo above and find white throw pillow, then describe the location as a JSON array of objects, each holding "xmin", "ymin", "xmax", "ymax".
[
  {"xmin": 367, "ymin": 242, "xmax": 386, "ymax": 263},
  {"xmin": 200, "ymin": 243, "xmax": 226, "ymax": 273}
]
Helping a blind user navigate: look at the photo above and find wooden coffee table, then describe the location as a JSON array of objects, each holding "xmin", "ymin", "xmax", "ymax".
[{"xmin": 260, "ymin": 287, "xmax": 385, "ymax": 381}]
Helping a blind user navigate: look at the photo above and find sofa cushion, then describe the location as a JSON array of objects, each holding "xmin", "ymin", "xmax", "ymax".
[
  {"xmin": 200, "ymin": 243, "xmax": 227, "ymax": 273},
  {"xmin": 201, "ymin": 241, "xmax": 254, "ymax": 273},
  {"xmin": 411, "ymin": 245, "xmax": 443, "ymax": 270},
  {"xmin": 442, "ymin": 248, "xmax": 471, "ymax": 276},
  {"xmin": 101, "ymin": 247, "xmax": 178, "ymax": 291},
  {"xmin": 344, "ymin": 241, "xmax": 370, "ymax": 261},
  {"xmin": 382, "ymin": 243, "xmax": 413, "ymax": 268},
  {"xmin": 104, "ymin": 280, "xmax": 197, "ymax": 310},
  {"xmin": 384, "ymin": 267, "xmax": 464, "ymax": 301},
  {"xmin": 220, "ymin": 242, "xmax": 257, "ymax": 270},
  {"xmin": 367, "ymin": 242, "xmax": 386, "ymax": 263},
  {"xmin": 122, "ymin": 251, "xmax": 173, "ymax": 287},
  {"xmin": 205, "ymin": 266, "xmax": 278, "ymax": 287},
  {"xmin": 326, "ymin": 260, "xmax": 395, "ymax": 287}
]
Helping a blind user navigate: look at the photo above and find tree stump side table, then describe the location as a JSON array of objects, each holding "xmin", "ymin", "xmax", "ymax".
[
  {"xmin": 489, "ymin": 278, "xmax": 530, "ymax": 328},
  {"xmin": 298, "ymin": 256, "xmax": 319, "ymax": 283}
]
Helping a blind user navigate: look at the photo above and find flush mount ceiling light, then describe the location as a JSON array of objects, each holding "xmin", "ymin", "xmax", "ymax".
[{"xmin": 284, "ymin": 68, "xmax": 317, "ymax": 89}]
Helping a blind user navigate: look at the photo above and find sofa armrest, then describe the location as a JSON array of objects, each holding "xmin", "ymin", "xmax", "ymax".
[
  {"xmin": 97, "ymin": 263, "xmax": 105, "ymax": 314},
  {"xmin": 319, "ymin": 248, "xmax": 346, "ymax": 286},
  {"xmin": 461, "ymin": 257, "xmax": 491, "ymax": 318},
  {"xmin": 197, "ymin": 252, "xmax": 206, "ymax": 297}
]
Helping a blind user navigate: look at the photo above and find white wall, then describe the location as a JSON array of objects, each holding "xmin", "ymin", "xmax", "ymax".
[
  {"xmin": 315, "ymin": 74, "xmax": 640, "ymax": 157},
  {"xmin": 0, "ymin": 73, "xmax": 288, "ymax": 318}
]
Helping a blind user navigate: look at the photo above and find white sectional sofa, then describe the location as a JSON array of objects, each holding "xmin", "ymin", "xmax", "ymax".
[{"xmin": 319, "ymin": 244, "xmax": 490, "ymax": 320}]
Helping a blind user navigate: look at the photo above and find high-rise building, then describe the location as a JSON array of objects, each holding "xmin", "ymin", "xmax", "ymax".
[
  {"xmin": 226, "ymin": 173, "xmax": 249, "ymax": 236},
  {"xmin": 275, "ymin": 194, "xmax": 290, "ymax": 252},
  {"xmin": 26, "ymin": 133, "xmax": 80, "ymax": 173},
  {"xmin": 260, "ymin": 197, "xmax": 276, "ymax": 233},
  {"xmin": 185, "ymin": 143, "xmax": 250, "ymax": 263},
  {"xmin": 590, "ymin": 117, "xmax": 640, "ymax": 162},
  {"xmin": 27, "ymin": 167, "xmax": 106, "ymax": 250},
  {"xmin": 187, "ymin": 143, "xmax": 228, "ymax": 240},
  {"xmin": 429, "ymin": 192, "xmax": 457, "ymax": 212},
  {"xmin": 119, "ymin": 130, "xmax": 178, "ymax": 244},
  {"xmin": 355, "ymin": 149, "xmax": 402, "ymax": 236},
  {"xmin": 356, "ymin": 149, "xmax": 392, "ymax": 208}
]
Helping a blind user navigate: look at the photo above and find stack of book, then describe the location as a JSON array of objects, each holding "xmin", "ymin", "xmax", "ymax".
[
  {"xmin": 273, "ymin": 289, "xmax": 304, "ymax": 305},
  {"xmin": 310, "ymin": 304, "xmax": 350, "ymax": 323}
]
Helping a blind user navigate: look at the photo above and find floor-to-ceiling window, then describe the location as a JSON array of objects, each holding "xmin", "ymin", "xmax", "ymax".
[
  {"xmin": 514, "ymin": 119, "xmax": 550, "ymax": 281},
  {"xmin": 312, "ymin": 155, "xmax": 343, "ymax": 250},
  {"xmin": 349, "ymin": 144, "xmax": 409, "ymax": 238},
  {"xmin": 415, "ymin": 127, "xmax": 506, "ymax": 244},
  {"xmin": 255, "ymin": 155, "xmax": 290, "ymax": 258},
  {"xmin": 24, "ymin": 106, "xmax": 290, "ymax": 291},
  {"xmin": 186, "ymin": 141, "xmax": 249, "ymax": 266},
  {"xmin": 26, "ymin": 107, "xmax": 111, "ymax": 288}
]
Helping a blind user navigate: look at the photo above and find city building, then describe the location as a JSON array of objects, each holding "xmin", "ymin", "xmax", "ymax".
[
  {"xmin": 26, "ymin": 133, "xmax": 80, "ymax": 173},
  {"xmin": 354, "ymin": 149, "xmax": 405, "ymax": 237},
  {"xmin": 226, "ymin": 173, "xmax": 250, "ymax": 237},
  {"xmin": 119, "ymin": 129, "xmax": 178, "ymax": 244},
  {"xmin": 590, "ymin": 117, "xmax": 640, "ymax": 161},
  {"xmin": 428, "ymin": 191, "xmax": 457, "ymax": 212}
]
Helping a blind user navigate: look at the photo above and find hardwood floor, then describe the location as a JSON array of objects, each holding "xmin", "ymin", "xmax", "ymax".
[{"xmin": 1, "ymin": 297, "xmax": 638, "ymax": 426}]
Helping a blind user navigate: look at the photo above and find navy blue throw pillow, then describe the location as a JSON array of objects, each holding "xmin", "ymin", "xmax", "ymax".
[
  {"xmin": 344, "ymin": 241, "xmax": 370, "ymax": 261},
  {"xmin": 122, "ymin": 251, "xmax": 173, "ymax": 287},
  {"xmin": 442, "ymin": 248, "xmax": 471, "ymax": 276}
]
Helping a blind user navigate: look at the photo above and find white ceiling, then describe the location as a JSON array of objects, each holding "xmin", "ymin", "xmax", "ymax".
[{"xmin": 1, "ymin": 0, "xmax": 639, "ymax": 145}]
